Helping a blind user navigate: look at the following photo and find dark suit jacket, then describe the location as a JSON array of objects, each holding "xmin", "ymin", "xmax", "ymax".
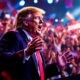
[{"xmin": 0, "ymin": 28, "xmax": 59, "ymax": 80}]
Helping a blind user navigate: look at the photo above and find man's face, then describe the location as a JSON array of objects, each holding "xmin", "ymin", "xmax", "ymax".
[
  {"xmin": 23, "ymin": 12, "xmax": 44, "ymax": 34},
  {"xmin": 1, "ymin": 18, "xmax": 10, "ymax": 26}
]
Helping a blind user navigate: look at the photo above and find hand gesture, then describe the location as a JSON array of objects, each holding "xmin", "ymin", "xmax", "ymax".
[{"xmin": 25, "ymin": 36, "xmax": 45, "ymax": 56}]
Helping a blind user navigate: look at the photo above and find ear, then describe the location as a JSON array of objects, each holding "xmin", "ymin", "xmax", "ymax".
[{"xmin": 23, "ymin": 20, "xmax": 28, "ymax": 26}]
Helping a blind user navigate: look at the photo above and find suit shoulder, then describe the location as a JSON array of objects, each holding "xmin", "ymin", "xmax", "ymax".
[{"xmin": 1, "ymin": 31, "xmax": 19, "ymax": 40}]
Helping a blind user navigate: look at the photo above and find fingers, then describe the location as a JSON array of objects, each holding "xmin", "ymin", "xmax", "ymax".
[
  {"xmin": 30, "ymin": 36, "xmax": 41, "ymax": 43},
  {"xmin": 27, "ymin": 36, "xmax": 45, "ymax": 54},
  {"xmin": 30, "ymin": 36, "xmax": 39, "ymax": 44},
  {"xmin": 63, "ymin": 51, "xmax": 69, "ymax": 56},
  {"xmin": 30, "ymin": 36, "xmax": 44, "ymax": 47},
  {"xmin": 67, "ymin": 55, "xmax": 73, "ymax": 62},
  {"xmin": 61, "ymin": 50, "xmax": 74, "ymax": 63},
  {"xmin": 65, "ymin": 53, "xmax": 73, "ymax": 63}
]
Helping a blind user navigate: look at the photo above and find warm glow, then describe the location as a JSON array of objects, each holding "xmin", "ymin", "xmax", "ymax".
[{"xmin": 68, "ymin": 23, "xmax": 80, "ymax": 31}]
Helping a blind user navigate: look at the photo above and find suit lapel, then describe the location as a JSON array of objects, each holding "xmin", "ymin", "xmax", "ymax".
[
  {"xmin": 17, "ymin": 28, "xmax": 40, "ymax": 78},
  {"xmin": 17, "ymin": 28, "xmax": 29, "ymax": 45}
]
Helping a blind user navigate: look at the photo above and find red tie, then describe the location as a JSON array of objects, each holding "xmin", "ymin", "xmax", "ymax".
[{"xmin": 36, "ymin": 51, "xmax": 44, "ymax": 80}]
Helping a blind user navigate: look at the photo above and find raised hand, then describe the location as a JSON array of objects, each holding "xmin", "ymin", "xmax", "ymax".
[
  {"xmin": 25, "ymin": 36, "xmax": 46, "ymax": 56},
  {"xmin": 64, "ymin": 51, "xmax": 74, "ymax": 64},
  {"xmin": 56, "ymin": 50, "xmax": 74, "ymax": 67}
]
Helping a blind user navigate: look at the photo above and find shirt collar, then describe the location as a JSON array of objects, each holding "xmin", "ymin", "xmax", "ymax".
[{"xmin": 22, "ymin": 29, "xmax": 32, "ymax": 41}]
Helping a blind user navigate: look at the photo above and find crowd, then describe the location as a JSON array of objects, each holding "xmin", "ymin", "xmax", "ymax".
[{"xmin": 43, "ymin": 23, "xmax": 80, "ymax": 79}]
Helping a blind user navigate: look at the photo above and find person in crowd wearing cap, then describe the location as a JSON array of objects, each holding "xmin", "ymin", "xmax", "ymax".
[{"xmin": 0, "ymin": 11, "xmax": 11, "ymax": 39}]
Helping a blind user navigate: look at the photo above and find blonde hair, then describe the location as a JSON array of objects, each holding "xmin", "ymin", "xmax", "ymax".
[{"xmin": 14, "ymin": 6, "xmax": 46, "ymax": 28}]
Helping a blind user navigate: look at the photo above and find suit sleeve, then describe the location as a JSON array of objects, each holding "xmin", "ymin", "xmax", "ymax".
[{"xmin": 0, "ymin": 31, "xmax": 24, "ymax": 62}]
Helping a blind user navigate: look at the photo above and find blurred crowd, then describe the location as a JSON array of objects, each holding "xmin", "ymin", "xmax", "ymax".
[
  {"xmin": 43, "ymin": 23, "xmax": 80, "ymax": 79},
  {"xmin": 0, "ymin": 10, "xmax": 80, "ymax": 79},
  {"xmin": 0, "ymin": 10, "xmax": 15, "ymax": 39}
]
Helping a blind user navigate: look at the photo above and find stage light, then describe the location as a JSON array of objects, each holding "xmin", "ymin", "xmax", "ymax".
[
  {"xmin": 19, "ymin": 0, "xmax": 25, "ymax": 6},
  {"xmin": 55, "ymin": 0, "xmax": 59, "ymax": 3},
  {"xmin": 34, "ymin": 0, "xmax": 38, "ymax": 3},
  {"xmin": 5, "ymin": 14, "xmax": 10, "ymax": 19},
  {"xmin": 50, "ymin": 13, "xmax": 56, "ymax": 18},
  {"xmin": 55, "ymin": 19, "xmax": 58, "ymax": 22},
  {"xmin": 61, "ymin": 18, "xmax": 64, "ymax": 22},
  {"xmin": 47, "ymin": 0, "xmax": 53, "ymax": 4},
  {"xmin": 72, "ymin": 8, "xmax": 80, "ymax": 18}
]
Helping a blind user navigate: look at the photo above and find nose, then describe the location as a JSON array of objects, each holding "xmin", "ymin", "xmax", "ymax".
[
  {"xmin": 38, "ymin": 19, "xmax": 43, "ymax": 29},
  {"xmin": 39, "ymin": 19, "xmax": 43, "ymax": 24}
]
